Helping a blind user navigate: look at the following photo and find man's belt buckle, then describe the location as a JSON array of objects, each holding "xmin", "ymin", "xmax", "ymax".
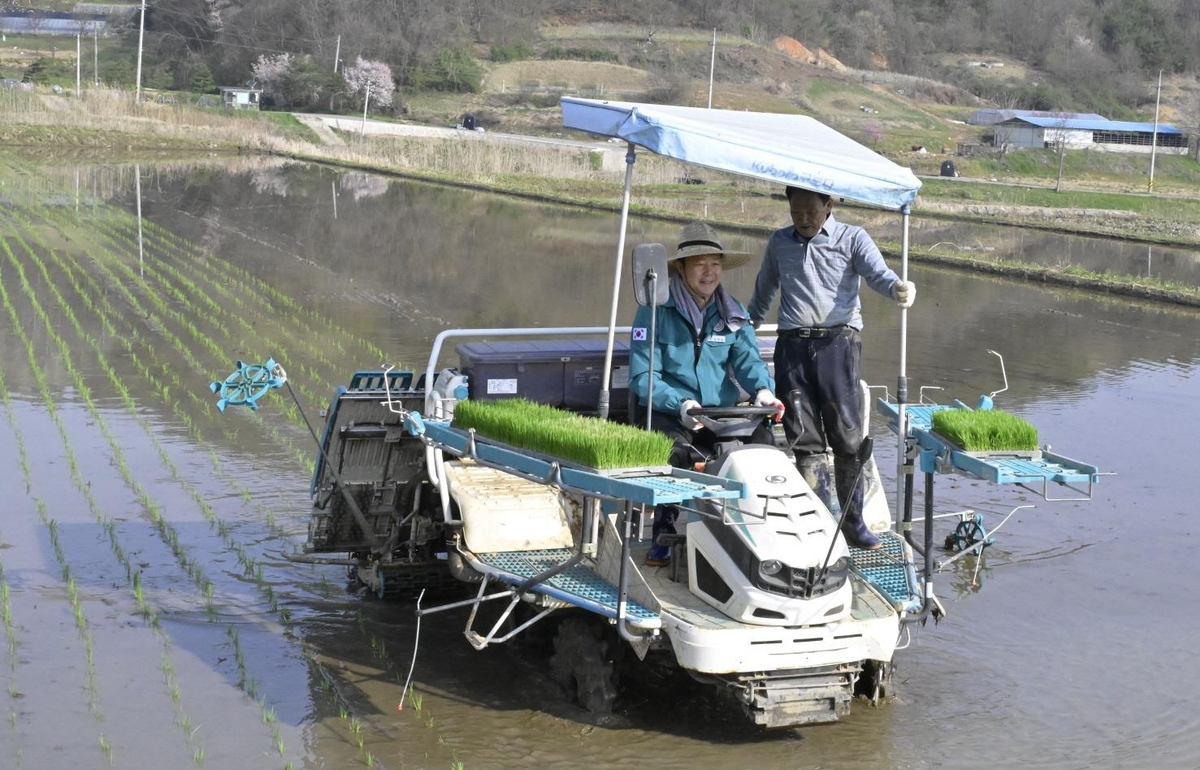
[{"xmin": 787, "ymin": 326, "xmax": 833, "ymax": 339}]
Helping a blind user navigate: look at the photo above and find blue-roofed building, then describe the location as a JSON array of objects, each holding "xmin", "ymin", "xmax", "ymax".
[
  {"xmin": 968, "ymin": 108, "xmax": 1107, "ymax": 126},
  {"xmin": 993, "ymin": 116, "xmax": 1188, "ymax": 155}
]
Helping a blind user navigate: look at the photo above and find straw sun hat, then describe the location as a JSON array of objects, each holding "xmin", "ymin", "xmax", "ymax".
[{"xmin": 670, "ymin": 221, "xmax": 753, "ymax": 269}]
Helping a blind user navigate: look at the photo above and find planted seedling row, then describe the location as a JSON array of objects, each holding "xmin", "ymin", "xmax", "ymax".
[
  {"xmin": 0, "ymin": 237, "xmax": 206, "ymax": 764},
  {"xmin": 5, "ymin": 213, "xmax": 328, "ymax": 762},
  {"xmin": 140, "ymin": 215, "xmax": 386, "ymax": 363},
  {"xmin": 2, "ymin": 230, "xmax": 299, "ymax": 763},
  {"xmin": 13, "ymin": 203, "xmax": 315, "ymax": 473},
  {"xmin": 26, "ymin": 211, "xmax": 304, "ymax": 552},
  {"xmin": 0, "ymin": 363, "xmax": 26, "ymax": 768},
  {"xmin": 61, "ymin": 204, "xmax": 343, "ymax": 422}
]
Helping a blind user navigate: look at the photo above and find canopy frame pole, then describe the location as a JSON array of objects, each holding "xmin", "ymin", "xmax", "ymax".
[
  {"xmin": 895, "ymin": 205, "xmax": 911, "ymax": 527},
  {"xmin": 598, "ymin": 142, "xmax": 637, "ymax": 420}
]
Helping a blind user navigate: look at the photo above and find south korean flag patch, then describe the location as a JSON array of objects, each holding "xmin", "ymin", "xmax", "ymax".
[{"xmin": 632, "ymin": 327, "xmax": 648, "ymax": 341}]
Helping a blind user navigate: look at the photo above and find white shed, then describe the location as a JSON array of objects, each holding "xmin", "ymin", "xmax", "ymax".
[
  {"xmin": 218, "ymin": 86, "xmax": 262, "ymax": 110},
  {"xmin": 993, "ymin": 116, "xmax": 1187, "ymax": 155}
]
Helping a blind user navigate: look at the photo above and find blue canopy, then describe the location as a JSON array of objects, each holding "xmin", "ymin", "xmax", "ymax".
[{"xmin": 561, "ymin": 97, "xmax": 921, "ymax": 210}]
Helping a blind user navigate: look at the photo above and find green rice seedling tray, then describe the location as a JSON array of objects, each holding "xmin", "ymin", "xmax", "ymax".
[
  {"xmin": 419, "ymin": 419, "xmax": 745, "ymax": 507},
  {"xmin": 452, "ymin": 398, "xmax": 674, "ymax": 469}
]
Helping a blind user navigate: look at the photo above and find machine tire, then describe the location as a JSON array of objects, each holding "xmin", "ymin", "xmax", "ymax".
[
  {"xmin": 857, "ymin": 659, "xmax": 895, "ymax": 704},
  {"xmin": 549, "ymin": 617, "xmax": 619, "ymax": 714}
]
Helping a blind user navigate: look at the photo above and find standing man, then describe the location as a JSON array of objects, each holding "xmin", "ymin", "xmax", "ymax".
[{"xmin": 747, "ymin": 187, "xmax": 915, "ymax": 550}]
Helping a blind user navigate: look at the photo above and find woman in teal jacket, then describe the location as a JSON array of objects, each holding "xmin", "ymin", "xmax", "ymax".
[{"xmin": 629, "ymin": 222, "xmax": 784, "ymax": 565}]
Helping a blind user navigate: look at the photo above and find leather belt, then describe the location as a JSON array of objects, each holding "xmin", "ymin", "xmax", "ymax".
[{"xmin": 780, "ymin": 325, "xmax": 845, "ymax": 339}]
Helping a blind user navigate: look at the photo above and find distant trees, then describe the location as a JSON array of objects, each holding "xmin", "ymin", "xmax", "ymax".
[
  {"xmin": 407, "ymin": 47, "xmax": 484, "ymax": 92},
  {"xmin": 252, "ymin": 52, "xmax": 339, "ymax": 109},
  {"xmin": 113, "ymin": 0, "xmax": 1200, "ymax": 116}
]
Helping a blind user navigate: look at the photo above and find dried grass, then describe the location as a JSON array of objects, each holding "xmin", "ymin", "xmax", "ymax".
[{"xmin": 0, "ymin": 84, "xmax": 773, "ymax": 198}]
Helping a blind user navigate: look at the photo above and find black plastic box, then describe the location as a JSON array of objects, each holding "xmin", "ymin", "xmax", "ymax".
[{"xmin": 456, "ymin": 340, "xmax": 631, "ymax": 417}]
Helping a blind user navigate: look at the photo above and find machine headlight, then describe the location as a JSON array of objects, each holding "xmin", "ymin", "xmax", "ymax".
[
  {"xmin": 830, "ymin": 557, "xmax": 848, "ymax": 572},
  {"xmin": 759, "ymin": 559, "xmax": 784, "ymax": 576}
]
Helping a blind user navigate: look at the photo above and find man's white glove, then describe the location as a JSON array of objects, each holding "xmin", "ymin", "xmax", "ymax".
[
  {"xmin": 894, "ymin": 280, "xmax": 916, "ymax": 309},
  {"xmin": 678, "ymin": 399, "xmax": 702, "ymax": 431},
  {"xmin": 754, "ymin": 388, "xmax": 786, "ymax": 423}
]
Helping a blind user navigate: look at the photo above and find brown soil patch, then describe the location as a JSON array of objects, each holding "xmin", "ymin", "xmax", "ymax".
[{"xmin": 772, "ymin": 37, "xmax": 847, "ymax": 72}]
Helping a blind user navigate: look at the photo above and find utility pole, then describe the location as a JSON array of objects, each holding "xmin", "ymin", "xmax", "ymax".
[
  {"xmin": 707, "ymin": 28, "xmax": 716, "ymax": 108},
  {"xmin": 1055, "ymin": 138, "xmax": 1066, "ymax": 192},
  {"xmin": 76, "ymin": 32, "xmax": 80, "ymax": 96},
  {"xmin": 333, "ymin": 35, "xmax": 341, "ymax": 72},
  {"xmin": 93, "ymin": 25, "xmax": 98, "ymax": 86},
  {"xmin": 1148, "ymin": 69, "xmax": 1162, "ymax": 193},
  {"xmin": 135, "ymin": 0, "xmax": 146, "ymax": 101},
  {"xmin": 1054, "ymin": 114, "xmax": 1067, "ymax": 192},
  {"xmin": 360, "ymin": 82, "xmax": 370, "ymax": 139}
]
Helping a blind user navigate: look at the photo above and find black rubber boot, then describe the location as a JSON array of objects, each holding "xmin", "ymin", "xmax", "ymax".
[{"xmin": 834, "ymin": 459, "xmax": 881, "ymax": 550}]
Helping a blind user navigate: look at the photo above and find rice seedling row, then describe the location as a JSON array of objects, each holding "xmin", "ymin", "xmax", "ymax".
[
  {"xmin": 0, "ymin": 258, "xmax": 196, "ymax": 765},
  {"xmin": 4, "ymin": 227, "xmax": 304, "ymax": 762},
  {"xmin": 65, "ymin": 203, "xmax": 346, "ymax": 407},
  {"xmin": 25, "ymin": 198, "xmax": 372, "ymax": 763},
  {"xmin": 12, "ymin": 202, "xmax": 315, "ymax": 473},
  {"xmin": 0, "ymin": 365, "xmax": 27, "ymax": 769},
  {"xmin": 2, "ymin": 228, "xmax": 302, "ymax": 763},
  {"xmin": 140, "ymin": 215, "xmax": 386, "ymax": 363},
  {"xmin": 0, "ymin": 236, "xmax": 207, "ymax": 763},
  {"xmin": 27, "ymin": 197, "xmax": 374, "ymax": 482},
  {"xmin": 6, "ymin": 180, "xmax": 443, "ymax": 768},
  {"xmin": 26, "ymin": 209, "xmax": 302, "ymax": 548}
]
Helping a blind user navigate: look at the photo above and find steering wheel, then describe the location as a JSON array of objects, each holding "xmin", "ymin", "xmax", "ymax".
[
  {"xmin": 686, "ymin": 405, "xmax": 778, "ymax": 419},
  {"xmin": 685, "ymin": 404, "xmax": 779, "ymax": 441}
]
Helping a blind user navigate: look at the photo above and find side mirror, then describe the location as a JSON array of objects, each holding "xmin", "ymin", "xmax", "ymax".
[{"xmin": 631, "ymin": 243, "xmax": 670, "ymax": 307}]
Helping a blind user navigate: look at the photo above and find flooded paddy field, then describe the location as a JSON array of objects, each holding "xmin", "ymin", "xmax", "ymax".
[{"xmin": 1, "ymin": 157, "xmax": 1199, "ymax": 769}]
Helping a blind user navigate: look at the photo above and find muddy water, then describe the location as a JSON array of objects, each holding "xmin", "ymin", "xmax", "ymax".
[{"xmin": 1, "ymin": 158, "xmax": 1198, "ymax": 769}]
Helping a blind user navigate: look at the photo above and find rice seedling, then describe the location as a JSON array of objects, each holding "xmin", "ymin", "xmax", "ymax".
[
  {"xmin": 453, "ymin": 398, "xmax": 675, "ymax": 469},
  {"xmin": 931, "ymin": 408, "xmax": 1039, "ymax": 452},
  {"xmin": 0, "ymin": 233, "xmax": 216, "ymax": 758},
  {"xmin": 193, "ymin": 747, "xmax": 205, "ymax": 763},
  {"xmin": 5, "ymin": 183, "xmax": 394, "ymax": 766}
]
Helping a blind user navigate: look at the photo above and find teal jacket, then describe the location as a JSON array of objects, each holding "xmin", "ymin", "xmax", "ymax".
[{"xmin": 629, "ymin": 296, "xmax": 774, "ymax": 414}]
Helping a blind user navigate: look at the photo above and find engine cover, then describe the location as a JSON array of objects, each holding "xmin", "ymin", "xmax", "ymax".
[{"xmin": 686, "ymin": 446, "xmax": 852, "ymax": 626}]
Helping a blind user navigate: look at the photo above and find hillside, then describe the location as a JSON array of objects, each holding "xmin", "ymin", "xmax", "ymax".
[{"xmin": 406, "ymin": 27, "xmax": 985, "ymax": 158}]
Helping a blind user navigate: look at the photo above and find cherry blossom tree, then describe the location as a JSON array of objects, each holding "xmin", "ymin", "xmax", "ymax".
[{"xmin": 342, "ymin": 56, "xmax": 395, "ymax": 108}]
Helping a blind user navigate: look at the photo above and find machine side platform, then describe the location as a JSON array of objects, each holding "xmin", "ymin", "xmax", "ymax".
[
  {"xmin": 463, "ymin": 547, "xmax": 661, "ymax": 630},
  {"xmin": 848, "ymin": 531, "xmax": 921, "ymax": 612},
  {"xmin": 876, "ymin": 400, "xmax": 1101, "ymax": 499}
]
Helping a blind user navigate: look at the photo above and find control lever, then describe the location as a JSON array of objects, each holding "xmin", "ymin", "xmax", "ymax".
[
  {"xmin": 812, "ymin": 437, "xmax": 874, "ymax": 594},
  {"xmin": 785, "ymin": 389, "xmax": 804, "ymax": 452}
]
